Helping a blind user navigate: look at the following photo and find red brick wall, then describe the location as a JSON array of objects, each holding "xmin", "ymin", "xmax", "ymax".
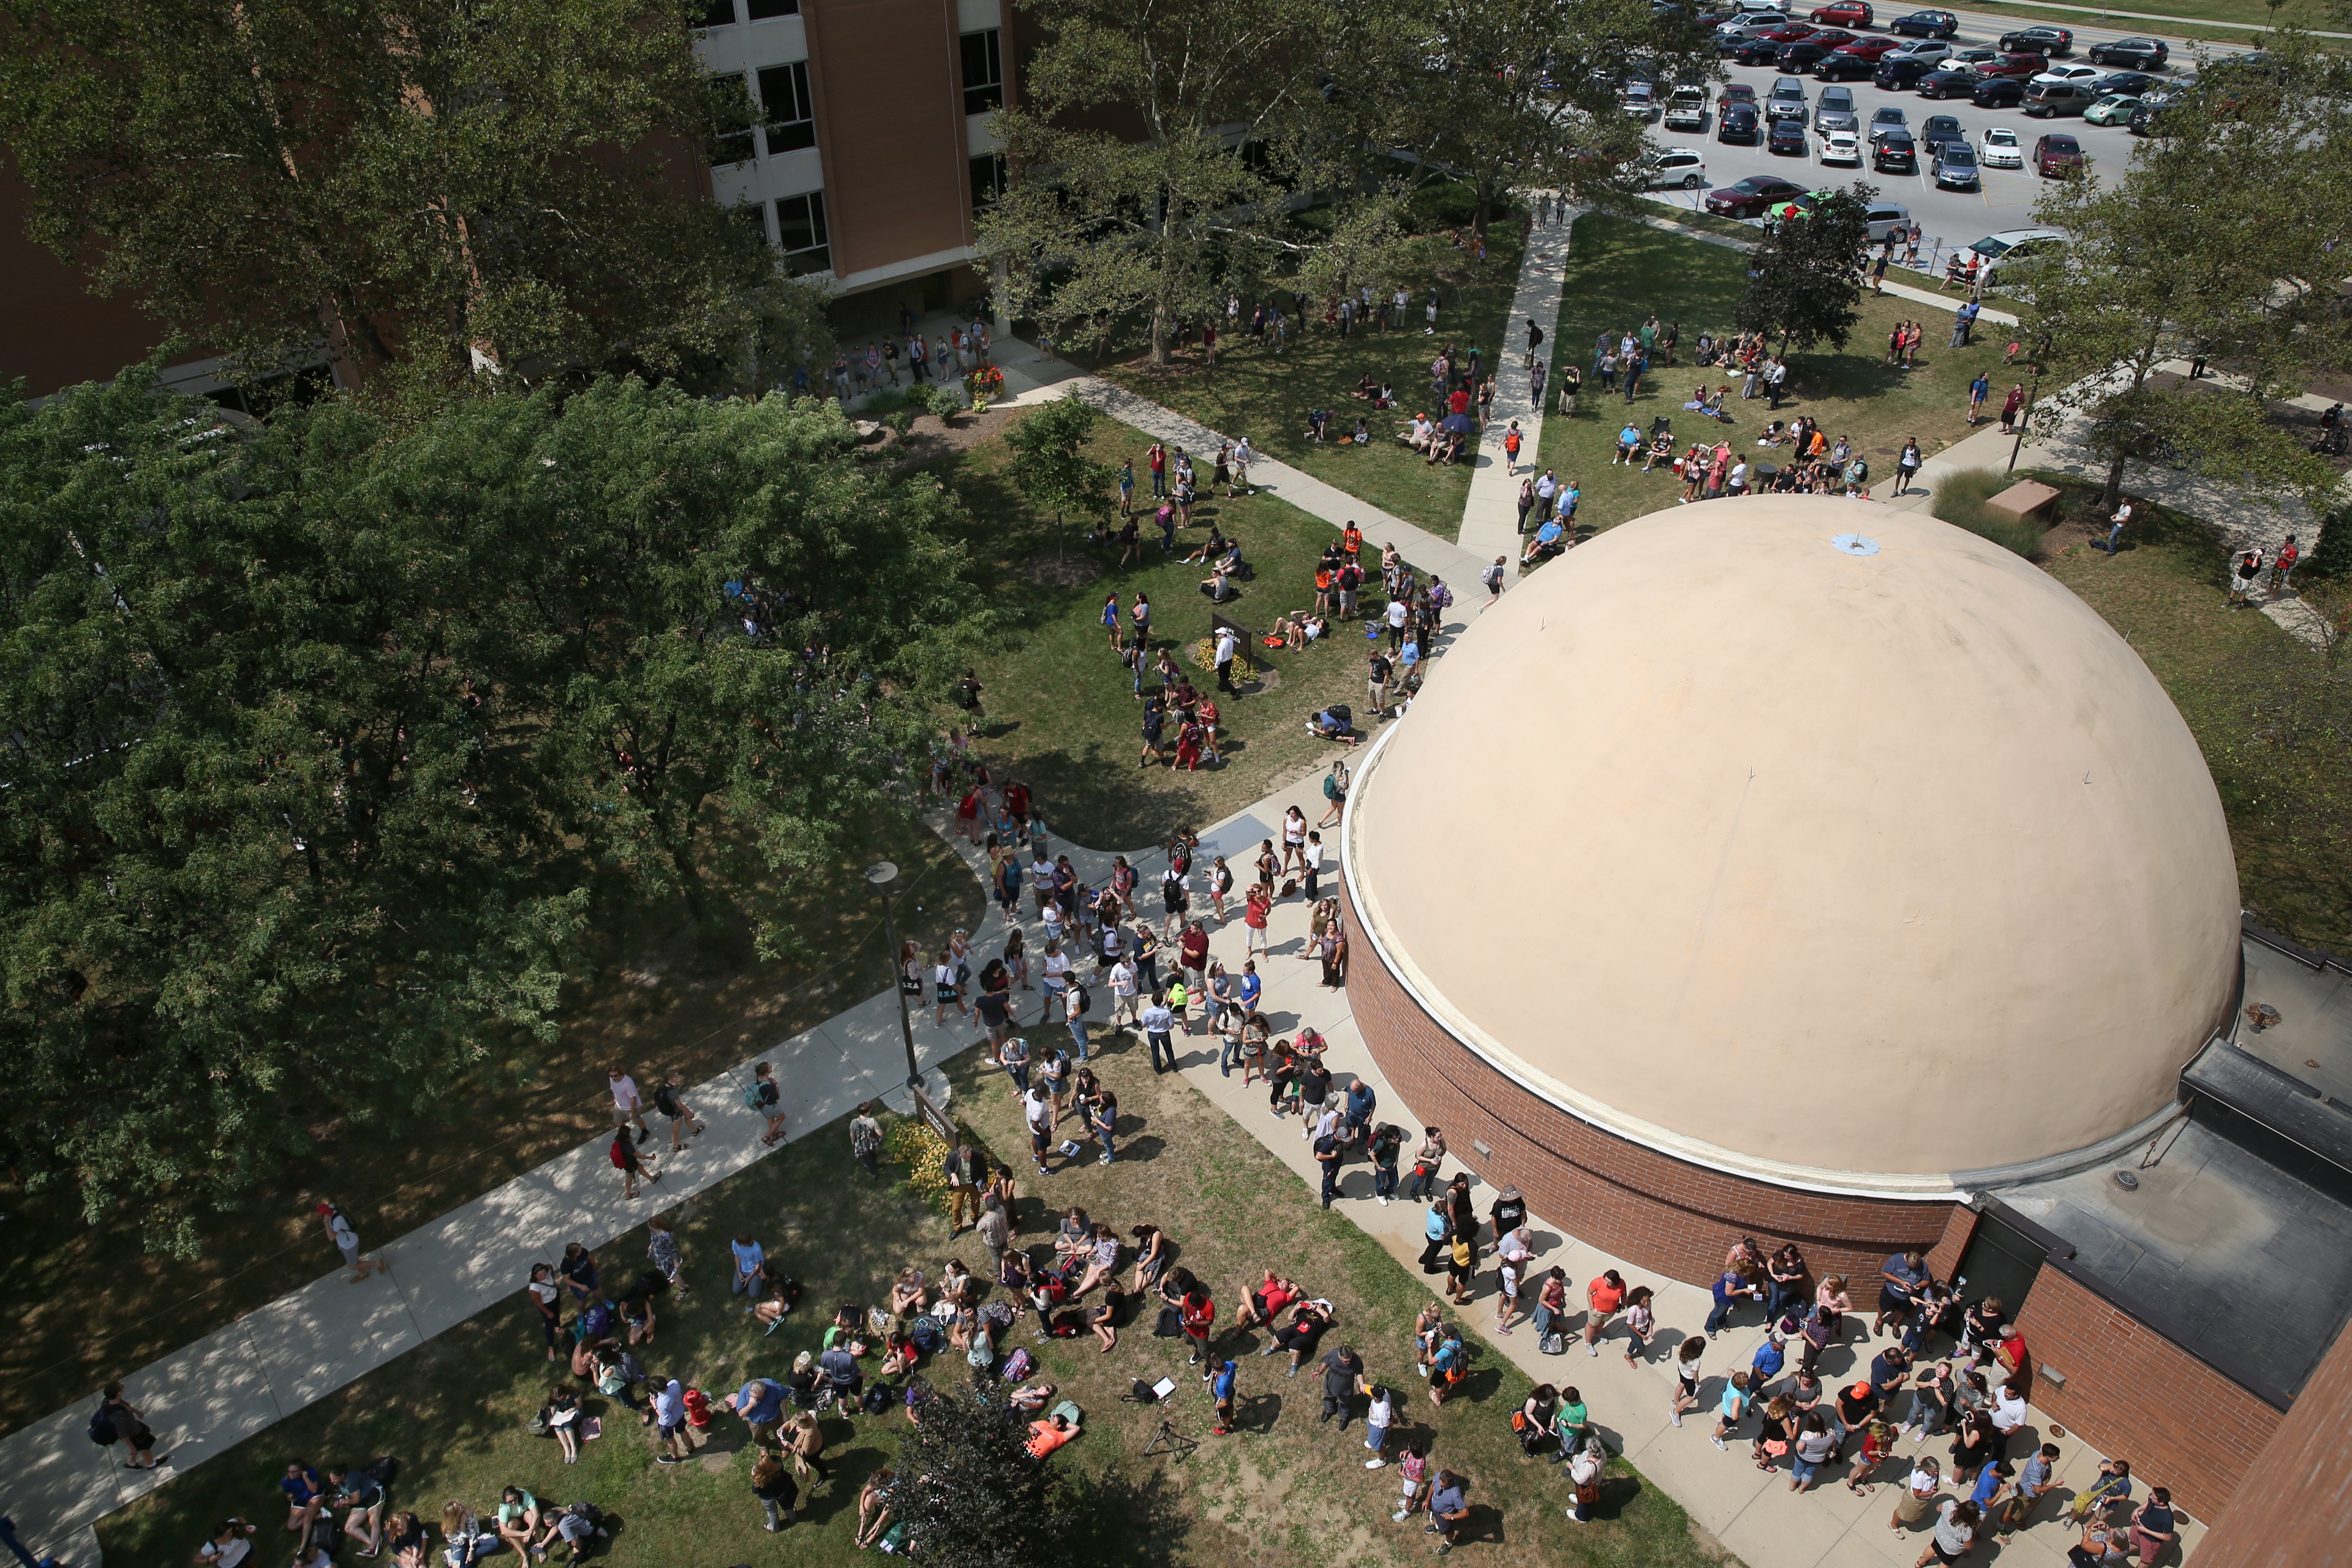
[
  {"xmin": 1925, "ymin": 1204, "xmax": 1980, "ymax": 1284},
  {"xmin": 1341, "ymin": 881, "xmax": 1957, "ymax": 1292},
  {"xmin": 2011, "ymin": 1266, "xmax": 2283, "ymax": 1520},
  {"xmin": 2195, "ymin": 1318, "xmax": 2352, "ymax": 1565}
]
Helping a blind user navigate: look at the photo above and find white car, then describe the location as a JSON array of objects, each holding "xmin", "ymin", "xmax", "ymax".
[
  {"xmin": 2030, "ymin": 62, "xmax": 2103, "ymax": 86},
  {"xmin": 1979, "ymin": 126, "xmax": 2023, "ymax": 167},
  {"xmin": 1957, "ymin": 228, "xmax": 2066, "ymax": 287},
  {"xmin": 1819, "ymin": 130, "xmax": 1861, "ymax": 165},
  {"xmin": 1642, "ymin": 147, "xmax": 1709, "ymax": 189}
]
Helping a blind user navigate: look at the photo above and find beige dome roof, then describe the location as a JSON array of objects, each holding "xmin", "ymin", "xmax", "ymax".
[{"xmin": 1344, "ymin": 497, "xmax": 2239, "ymax": 1191}]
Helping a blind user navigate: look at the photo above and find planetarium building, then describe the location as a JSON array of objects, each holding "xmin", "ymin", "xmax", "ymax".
[{"xmin": 1340, "ymin": 496, "xmax": 2243, "ymax": 1286}]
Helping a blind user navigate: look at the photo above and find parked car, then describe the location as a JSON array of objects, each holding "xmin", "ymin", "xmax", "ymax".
[
  {"xmin": 1978, "ymin": 125, "xmax": 2023, "ymax": 166},
  {"xmin": 1812, "ymin": 85, "xmax": 1856, "ymax": 126},
  {"xmin": 1766, "ymin": 75, "xmax": 1811, "ymax": 118},
  {"xmin": 1867, "ymin": 105, "xmax": 1909, "ymax": 141},
  {"xmin": 1809, "ymin": 0, "xmax": 1874, "ymax": 25},
  {"xmin": 1819, "ymin": 128, "xmax": 1863, "ymax": 164},
  {"xmin": 1818, "ymin": 37, "xmax": 1899, "ymax": 77},
  {"xmin": 1718, "ymin": 81, "xmax": 1760, "ymax": 110},
  {"xmin": 1977, "ymin": 52, "xmax": 2049, "ymax": 80},
  {"xmin": 1624, "ymin": 81, "xmax": 1660, "ymax": 118},
  {"xmin": 1931, "ymin": 138, "xmax": 1979, "ymax": 187},
  {"xmin": 1705, "ymin": 172, "xmax": 1807, "ymax": 216},
  {"xmin": 1887, "ymin": 7, "xmax": 1957, "ymax": 37},
  {"xmin": 1915, "ymin": 66, "xmax": 1979, "ymax": 100},
  {"xmin": 2127, "ymin": 92, "xmax": 2184, "ymax": 135},
  {"xmin": 2024, "ymin": 80, "xmax": 2098, "ymax": 116},
  {"xmin": 1948, "ymin": 47, "xmax": 1999, "ymax": 69},
  {"xmin": 2031, "ymin": 62, "xmax": 2103, "ymax": 87},
  {"xmin": 2032, "ymin": 131, "xmax": 2085, "ymax": 175},
  {"xmin": 1716, "ymin": 19, "xmax": 1779, "ymax": 52},
  {"xmin": 1970, "ymin": 76, "xmax": 2025, "ymax": 108},
  {"xmin": 1817, "ymin": 107, "xmax": 1860, "ymax": 133},
  {"xmin": 1768, "ymin": 118, "xmax": 1809, "ymax": 154},
  {"xmin": 1717, "ymin": 102, "xmax": 1765, "ymax": 141},
  {"xmin": 2092, "ymin": 70, "xmax": 2163, "ymax": 97},
  {"xmin": 1777, "ymin": 40, "xmax": 1836, "ymax": 70},
  {"xmin": 1872, "ymin": 132, "xmax": 1917, "ymax": 172},
  {"xmin": 1642, "ymin": 146, "xmax": 1711, "ymax": 188},
  {"xmin": 1998, "ymin": 25, "xmax": 2073, "ymax": 55},
  {"xmin": 1918, "ymin": 113, "xmax": 1965, "ymax": 150},
  {"xmin": 1862, "ymin": 200, "xmax": 1912, "ymax": 242},
  {"xmin": 1872, "ymin": 56, "xmax": 1934, "ymax": 89},
  {"xmin": 1734, "ymin": 32, "xmax": 1792, "ymax": 62},
  {"xmin": 1665, "ymin": 85, "xmax": 1711, "ymax": 127},
  {"xmin": 1956, "ymin": 228, "xmax": 2064, "ymax": 285},
  {"xmin": 2087, "ymin": 35, "xmax": 2168, "ymax": 70},
  {"xmin": 2082, "ymin": 92, "xmax": 2138, "ymax": 125},
  {"xmin": 1885, "ymin": 37, "xmax": 1952, "ymax": 64}
]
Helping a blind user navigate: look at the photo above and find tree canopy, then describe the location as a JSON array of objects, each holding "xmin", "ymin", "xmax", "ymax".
[
  {"xmin": 0, "ymin": 372, "xmax": 984, "ymax": 1250},
  {"xmin": 0, "ymin": 0, "xmax": 829, "ymax": 393},
  {"xmin": 2011, "ymin": 32, "xmax": 2352, "ymax": 508},
  {"xmin": 892, "ymin": 1377, "xmax": 1077, "ymax": 1568},
  {"xmin": 1733, "ymin": 184, "xmax": 1874, "ymax": 353}
]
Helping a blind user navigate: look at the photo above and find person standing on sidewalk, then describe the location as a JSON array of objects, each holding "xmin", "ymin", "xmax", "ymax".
[
  {"xmin": 1142, "ymin": 989, "xmax": 1178, "ymax": 1074},
  {"xmin": 1968, "ymin": 372, "xmax": 1990, "ymax": 426},
  {"xmin": 2271, "ymin": 534, "xmax": 2300, "ymax": 595},
  {"xmin": 1894, "ymin": 438, "xmax": 1923, "ymax": 496}
]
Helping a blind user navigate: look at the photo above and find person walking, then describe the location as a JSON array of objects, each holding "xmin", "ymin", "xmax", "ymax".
[
  {"xmin": 1426, "ymin": 1471, "xmax": 1470, "ymax": 1556},
  {"xmin": 2000, "ymin": 383, "xmax": 2026, "ymax": 435},
  {"xmin": 2271, "ymin": 534, "xmax": 2301, "ymax": 596},
  {"xmin": 607, "ymin": 1066, "xmax": 649, "ymax": 1144},
  {"xmin": 609, "ymin": 1126, "xmax": 659, "ymax": 1199},
  {"xmin": 96, "ymin": 1381, "xmax": 167, "ymax": 1470},
  {"xmin": 317, "ymin": 1199, "xmax": 389, "ymax": 1283},
  {"xmin": 1968, "ymin": 373, "xmax": 1990, "ymax": 426}
]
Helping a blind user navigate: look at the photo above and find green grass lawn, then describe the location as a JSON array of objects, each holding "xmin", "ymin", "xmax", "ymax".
[
  {"xmin": 1542, "ymin": 213, "xmax": 2016, "ymax": 540},
  {"xmin": 0, "ymin": 816, "xmax": 984, "ymax": 1441},
  {"xmin": 1079, "ymin": 219, "xmax": 1528, "ymax": 536},
  {"xmin": 2037, "ymin": 482, "xmax": 2352, "ymax": 954},
  {"xmin": 1950, "ymin": 0, "xmax": 2312, "ymax": 42},
  {"xmin": 936, "ymin": 407, "xmax": 1424, "ymax": 850},
  {"xmin": 98, "ymin": 1047, "xmax": 1731, "ymax": 1568}
]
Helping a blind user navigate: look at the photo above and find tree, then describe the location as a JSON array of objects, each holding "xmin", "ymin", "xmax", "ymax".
[
  {"xmin": 1733, "ymin": 185, "xmax": 1874, "ymax": 353},
  {"xmin": 1389, "ymin": 0, "xmax": 1711, "ymax": 239},
  {"xmin": 0, "ymin": 0, "xmax": 827, "ymax": 393},
  {"xmin": 0, "ymin": 371, "xmax": 986, "ymax": 1250},
  {"xmin": 2011, "ymin": 35, "xmax": 2352, "ymax": 510},
  {"xmin": 1006, "ymin": 392, "xmax": 1115, "ymax": 558},
  {"xmin": 892, "ymin": 1376, "xmax": 1077, "ymax": 1568}
]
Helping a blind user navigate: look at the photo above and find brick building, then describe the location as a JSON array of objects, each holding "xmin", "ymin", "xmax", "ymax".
[
  {"xmin": 1342, "ymin": 497, "xmax": 2352, "ymax": 1522},
  {"xmin": 2, "ymin": 0, "xmax": 1020, "ymax": 401}
]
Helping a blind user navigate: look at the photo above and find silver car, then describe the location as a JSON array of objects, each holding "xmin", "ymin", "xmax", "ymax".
[{"xmin": 1813, "ymin": 85, "xmax": 1856, "ymax": 130}]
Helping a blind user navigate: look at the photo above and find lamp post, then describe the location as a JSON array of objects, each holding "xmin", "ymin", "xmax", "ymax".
[
  {"xmin": 867, "ymin": 862, "xmax": 924, "ymax": 1091},
  {"xmin": 2008, "ymin": 331, "xmax": 2052, "ymax": 474}
]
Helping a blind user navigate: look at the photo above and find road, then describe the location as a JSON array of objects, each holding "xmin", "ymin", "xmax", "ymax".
[{"xmin": 1638, "ymin": 4, "xmax": 2234, "ymax": 259}]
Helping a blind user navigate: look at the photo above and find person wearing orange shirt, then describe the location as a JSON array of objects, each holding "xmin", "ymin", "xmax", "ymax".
[
  {"xmin": 1026, "ymin": 1414, "xmax": 1079, "ymax": 1458},
  {"xmin": 1341, "ymin": 522, "xmax": 1363, "ymax": 563},
  {"xmin": 1585, "ymin": 1270, "xmax": 1627, "ymax": 1357}
]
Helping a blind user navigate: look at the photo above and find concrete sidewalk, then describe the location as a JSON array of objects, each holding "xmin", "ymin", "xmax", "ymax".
[
  {"xmin": 987, "ymin": 346, "xmax": 1495, "ymax": 590},
  {"xmin": 1459, "ymin": 199, "xmax": 1578, "ymax": 568}
]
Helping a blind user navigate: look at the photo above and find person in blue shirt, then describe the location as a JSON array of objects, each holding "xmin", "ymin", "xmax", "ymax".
[
  {"xmin": 1427, "ymin": 1470, "xmax": 1471, "ymax": 1554},
  {"xmin": 282, "ymin": 1462, "xmax": 326, "ymax": 1537},
  {"xmin": 732, "ymin": 1378, "xmax": 786, "ymax": 1438},
  {"xmin": 1521, "ymin": 516, "xmax": 1566, "ymax": 565},
  {"xmin": 1344, "ymin": 1079, "xmax": 1378, "ymax": 1144},
  {"xmin": 1211, "ymin": 1360, "xmax": 1239, "ymax": 1434},
  {"xmin": 1236, "ymin": 963, "xmax": 1262, "ymax": 1016},
  {"xmin": 1615, "ymin": 423, "xmax": 1642, "ymax": 464},
  {"xmin": 1559, "ymin": 481, "xmax": 1581, "ymax": 523},
  {"xmin": 1706, "ymin": 1267, "xmax": 1764, "ymax": 1337},
  {"xmin": 1749, "ymin": 1331, "xmax": 1786, "ymax": 1398}
]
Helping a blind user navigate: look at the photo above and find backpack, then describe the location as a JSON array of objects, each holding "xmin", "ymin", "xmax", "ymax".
[
  {"xmin": 741, "ymin": 1083, "xmax": 764, "ymax": 1110},
  {"xmin": 1001, "ymin": 1348, "xmax": 1035, "ymax": 1382},
  {"xmin": 861, "ymin": 1382, "xmax": 894, "ymax": 1415},
  {"xmin": 304, "ymin": 1514, "xmax": 343, "ymax": 1558},
  {"xmin": 1072, "ymin": 985, "xmax": 1091, "ymax": 1016},
  {"xmin": 1050, "ymin": 1310, "xmax": 1087, "ymax": 1338},
  {"xmin": 567, "ymin": 1502, "xmax": 605, "ymax": 1530},
  {"xmin": 1323, "ymin": 772, "xmax": 1340, "ymax": 800},
  {"xmin": 1540, "ymin": 1329, "xmax": 1567, "ymax": 1356},
  {"xmin": 365, "ymin": 1456, "xmax": 400, "ymax": 1488},
  {"xmin": 86, "ymin": 1406, "xmax": 118, "ymax": 1447},
  {"xmin": 1154, "ymin": 1303, "xmax": 1184, "ymax": 1338},
  {"xmin": 908, "ymin": 1316, "xmax": 947, "ymax": 1354}
]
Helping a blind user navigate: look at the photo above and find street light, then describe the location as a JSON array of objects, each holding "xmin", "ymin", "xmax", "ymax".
[
  {"xmin": 2008, "ymin": 331, "xmax": 2052, "ymax": 474},
  {"xmin": 867, "ymin": 861, "xmax": 924, "ymax": 1091}
]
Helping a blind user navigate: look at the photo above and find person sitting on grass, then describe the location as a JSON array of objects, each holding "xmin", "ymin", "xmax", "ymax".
[
  {"xmin": 1199, "ymin": 564, "xmax": 1234, "ymax": 603},
  {"xmin": 1522, "ymin": 514, "xmax": 1566, "ymax": 565},
  {"xmin": 1178, "ymin": 522, "xmax": 1227, "ymax": 565},
  {"xmin": 1027, "ymin": 1409, "xmax": 1083, "ymax": 1458},
  {"xmin": 1351, "ymin": 417, "xmax": 1371, "ymax": 445},
  {"xmin": 1306, "ymin": 408, "xmax": 1331, "ymax": 442},
  {"xmin": 1404, "ymin": 413, "xmax": 1434, "ymax": 451},
  {"xmin": 1643, "ymin": 432, "xmax": 1676, "ymax": 472},
  {"xmin": 1355, "ymin": 374, "xmax": 1380, "ymax": 400}
]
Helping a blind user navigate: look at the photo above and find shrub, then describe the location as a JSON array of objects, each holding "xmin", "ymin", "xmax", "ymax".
[
  {"xmin": 887, "ymin": 407, "xmax": 918, "ymax": 436},
  {"xmin": 2309, "ymin": 503, "xmax": 2352, "ymax": 580},
  {"xmin": 919, "ymin": 383, "xmax": 968, "ymax": 420},
  {"xmin": 1929, "ymin": 467, "xmax": 2047, "ymax": 561}
]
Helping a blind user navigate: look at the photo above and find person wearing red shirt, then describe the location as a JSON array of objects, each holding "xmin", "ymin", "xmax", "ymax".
[
  {"xmin": 1181, "ymin": 1286, "xmax": 1218, "ymax": 1368},
  {"xmin": 1243, "ymin": 886, "xmax": 1271, "ymax": 961},
  {"xmin": 1232, "ymin": 1271, "xmax": 1299, "ymax": 1335}
]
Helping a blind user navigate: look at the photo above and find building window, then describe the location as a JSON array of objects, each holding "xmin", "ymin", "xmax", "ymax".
[
  {"xmin": 699, "ymin": 0, "xmax": 736, "ymax": 27},
  {"xmin": 730, "ymin": 201, "xmax": 771, "ymax": 246},
  {"xmin": 707, "ymin": 72, "xmax": 756, "ymax": 167},
  {"xmin": 969, "ymin": 153, "xmax": 1005, "ymax": 213},
  {"xmin": 758, "ymin": 61, "xmax": 815, "ymax": 154},
  {"xmin": 960, "ymin": 29, "xmax": 1002, "ymax": 116},
  {"xmin": 745, "ymin": 0, "xmax": 799, "ymax": 15},
  {"xmin": 775, "ymin": 191, "xmax": 830, "ymax": 275}
]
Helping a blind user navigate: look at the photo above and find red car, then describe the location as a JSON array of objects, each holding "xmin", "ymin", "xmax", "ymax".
[
  {"xmin": 1810, "ymin": 0, "xmax": 1875, "ymax": 24},
  {"xmin": 1976, "ymin": 51, "xmax": 2049, "ymax": 81},
  {"xmin": 1806, "ymin": 28, "xmax": 1857, "ymax": 48},
  {"xmin": 1758, "ymin": 23, "xmax": 1820, "ymax": 44},
  {"xmin": 1835, "ymin": 36, "xmax": 1900, "ymax": 59},
  {"xmin": 2032, "ymin": 132, "xmax": 2085, "ymax": 176}
]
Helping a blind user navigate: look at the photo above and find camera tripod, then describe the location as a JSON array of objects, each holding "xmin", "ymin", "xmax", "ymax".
[{"xmin": 1142, "ymin": 1415, "xmax": 1198, "ymax": 1461}]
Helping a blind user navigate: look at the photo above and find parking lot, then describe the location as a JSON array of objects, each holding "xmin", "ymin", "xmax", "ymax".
[{"xmin": 1638, "ymin": 4, "xmax": 2214, "ymax": 259}]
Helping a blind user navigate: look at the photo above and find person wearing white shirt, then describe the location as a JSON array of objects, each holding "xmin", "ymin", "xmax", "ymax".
[
  {"xmin": 1109, "ymin": 958, "xmax": 1141, "ymax": 1027},
  {"xmin": 1140, "ymin": 992, "xmax": 1178, "ymax": 1074},
  {"xmin": 1041, "ymin": 939, "xmax": 1072, "ymax": 1003},
  {"xmin": 1063, "ymin": 979, "xmax": 1091, "ymax": 1062},
  {"xmin": 1727, "ymin": 459, "xmax": 1749, "ymax": 496},
  {"xmin": 1229, "ymin": 439, "xmax": 1255, "ymax": 496},
  {"xmin": 198, "ymin": 1519, "xmax": 257, "ymax": 1568},
  {"xmin": 1024, "ymin": 1084, "xmax": 1057, "ymax": 1175}
]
